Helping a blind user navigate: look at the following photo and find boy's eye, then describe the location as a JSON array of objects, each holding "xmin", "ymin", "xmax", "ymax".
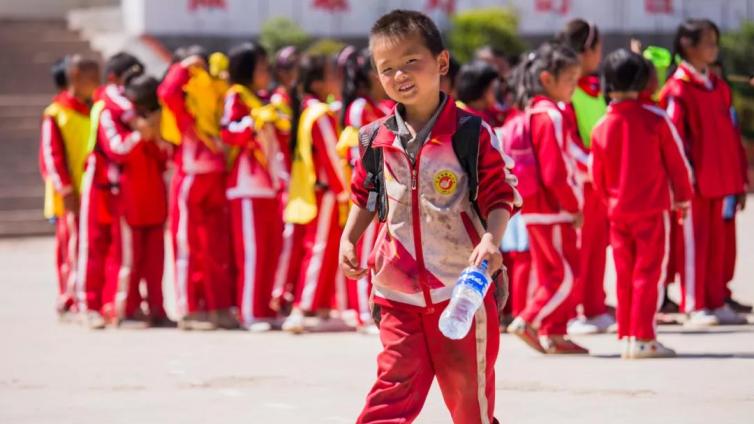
[
  {"xmin": 380, "ymin": 67, "xmax": 393, "ymax": 75},
  {"xmin": 406, "ymin": 58, "xmax": 417, "ymax": 65}
]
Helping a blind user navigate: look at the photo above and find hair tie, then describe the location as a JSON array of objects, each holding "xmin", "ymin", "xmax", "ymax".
[{"xmin": 584, "ymin": 21, "xmax": 596, "ymax": 50}]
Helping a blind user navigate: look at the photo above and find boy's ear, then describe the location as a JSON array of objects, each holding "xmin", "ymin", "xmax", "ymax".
[{"xmin": 437, "ymin": 50, "xmax": 450, "ymax": 76}]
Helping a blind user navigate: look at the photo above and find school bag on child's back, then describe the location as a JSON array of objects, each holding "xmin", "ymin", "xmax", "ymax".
[{"xmin": 498, "ymin": 107, "xmax": 548, "ymax": 198}]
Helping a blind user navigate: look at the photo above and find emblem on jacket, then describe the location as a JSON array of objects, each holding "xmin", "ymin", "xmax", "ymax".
[{"xmin": 433, "ymin": 170, "xmax": 458, "ymax": 195}]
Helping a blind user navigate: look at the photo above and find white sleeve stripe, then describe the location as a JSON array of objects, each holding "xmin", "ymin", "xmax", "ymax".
[
  {"xmin": 316, "ymin": 116, "xmax": 346, "ymax": 185},
  {"xmin": 42, "ymin": 118, "xmax": 65, "ymax": 191},
  {"xmin": 221, "ymin": 92, "xmax": 237, "ymax": 127},
  {"xmin": 102, "ymin": 109, "xmax": 140, "ymax": 155},
  {"xmin": 348, "ymin": 98, "xmax": 367, "ymax": 129},
  {"xmin": 106, "ymin": 85, "xmax": 133, "ymax": 111},
  {"xmin": 227, "ymin": 115, "xmax": 253, "ymax": 133},
  {"xmin": 546, "ymin": 109, "xmax": 583, "ymax": 208},
  {"xmin": 642, "ymin": 104, "xmax": 694, "ymax": 183}
]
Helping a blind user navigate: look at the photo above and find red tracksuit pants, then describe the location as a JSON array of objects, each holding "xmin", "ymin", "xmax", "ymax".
[
  {"xmin": 54, "ymin": 212, "xmax": 78, "ymax": 312},
  {"xmin": 357, "ymin": 294, "xmax": 500, "ymax": 424},
  {"xmin": 519, "ymin": 223, "xmax": 579, "ymax": 336},
  {"xmin": 678, "ymin": 195, "xmax": 726, "ymax": 312},
  {"xmin": 77, "ymin": 183, "xmax": 117, "ymax": 314},
  {"xmin": 294, "ymin": 190, "xmax": 343, "ymax": 313},
  {"xmin": 271, "ymin": 221, "xmax": 306, "ymax": 306},
  {"xmin": 610, "ymin": 212, "xmax": 671, "ymax": 340},
  {"xmin": 577, "ymin": 184, "xmax": 609, "ymax": 318},
  {"xmin": 504, "ymin": 251, "xmax": 534, "ymax": 317},
  {"xmin": 347, "ymin": 220, "xmax": 379, "ymax": 324},
  {"xmin": 170, "ymin": 171, "xmax": 233, "ymax": 316},
  {"xmin": 108, "ymin": 218, "xmax": 166, "ymax": 320},
  {"xmin": 230, "ymin": 196, "xmax": 283, "ymax": 324}
]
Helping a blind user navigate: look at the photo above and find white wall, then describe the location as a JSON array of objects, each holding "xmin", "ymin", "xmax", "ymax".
[{"xmin": 121, "ymin": 0, "xmax": 754, "ymax": 37}]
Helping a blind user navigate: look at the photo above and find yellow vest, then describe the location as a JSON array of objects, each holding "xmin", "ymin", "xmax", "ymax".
[
  {"xmin": 335, "ymin": 125, "xmax": 359, "ymax": 189},
  {"xmin": 160, "ymin": 66, "xmax": 226, "ymax": 151},
  {"xmin": 284, "ymin": 102, "xmax": 334, "ymax": 224},
  {"xmin": 42, "ymin": 101, "xmax": 91, "ymax": 218}
]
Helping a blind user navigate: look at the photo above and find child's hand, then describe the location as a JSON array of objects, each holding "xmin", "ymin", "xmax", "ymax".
[
  {"xmin": 62, "ymin": 192, "xmax": 79, "ymax": 215},
  {"xmin": 135, "ymin": 117, "xmax": 159, "ymax": 141},
  {"xmin": 673, "ymin": 200, "xmax": 690, "ymax": 223},
  {"xmin": 572, "ymin": 211, "xmax": 584, "ymax": 229},
  {"xmin": 469, "ymin": 233, "xmax": 503, "ymax": 274},
  {"xmin": 340, "ymin": 240, "xmax": 368, "ymax": 279},
  {"xmin": 736, "ymin": 193, "xmax": 747, "ymax": 211}
]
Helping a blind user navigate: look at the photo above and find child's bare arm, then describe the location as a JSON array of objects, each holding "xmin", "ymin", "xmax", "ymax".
[
  {"xmin": 339, "ymin": 204, "xmax": 377, "ymax": 279},
  {"xmin": 468, "ymin": 208, "xmax": 511, "ymax": 273}
]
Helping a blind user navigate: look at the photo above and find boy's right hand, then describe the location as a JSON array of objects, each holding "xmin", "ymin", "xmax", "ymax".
[
  {"xmin": 572, "ymin": 211, "xmax": 584, "ymax": 229},
  {"xmin": 62, "ymin": 192, "xmax": 79, "ymax": 215},
  {"xmin": 339, "ymin": 240, "xmax": 368, "ymax": 280}
]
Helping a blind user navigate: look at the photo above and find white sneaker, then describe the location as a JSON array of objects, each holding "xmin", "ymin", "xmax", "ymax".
[
  {"xmin": 684, "ymin": 309, "xmax": 719, "ymax": 327},
  {"xmin": 567, "ymin": 313, "xmax": 616, "ymax": 335},
  {"xmin": 627, "ymin": 339, "xmax": 676, "ymax": 359},
  {"xmin": 242, "ymin": 319, "xmax": 274, "ymax": 333},
  {"xmin": 358, "ymin": 323, "xmax": 380, "ymax": 336},
  {"xmin": 713, "ymin": 304, "xmax": 747, "ymax": 325},
  {"xmin": 81, "ymin": 311, "xmax": 106, "ymax": 330},
  {"xmin": 282, "ymin": 311, "xmax": 305, "ymax": 334}
]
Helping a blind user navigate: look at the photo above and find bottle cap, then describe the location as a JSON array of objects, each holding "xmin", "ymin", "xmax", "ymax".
[{"xmin": 480, "ymin": 260, "xmax": 488, "ymax": 270}]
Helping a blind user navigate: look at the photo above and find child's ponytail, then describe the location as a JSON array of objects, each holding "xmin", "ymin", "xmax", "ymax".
[
  {"xmin": 511, "ymin": 42, "xmax": 579, "ymax": 108},
  {"xmin": 289, "ymin": 53, "xmax": 328, "ymax": 153},
  {"xmin": 340, "ymin": 48, "xmax": 372, "ymax": 128}
]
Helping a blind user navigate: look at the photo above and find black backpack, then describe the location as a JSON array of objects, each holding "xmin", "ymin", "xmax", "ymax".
[{"xmin": 359, "ymin": 110, "xmax": 484, "ymax": 224}]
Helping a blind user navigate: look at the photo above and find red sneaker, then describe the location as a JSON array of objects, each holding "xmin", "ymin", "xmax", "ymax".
[
  {"xmin": 507, "ymin": 317, "xmax": 546, "ymax": 353},
  {"xmin": 541, "ymin": 336, "xmax": 589, "ymax": 355}
]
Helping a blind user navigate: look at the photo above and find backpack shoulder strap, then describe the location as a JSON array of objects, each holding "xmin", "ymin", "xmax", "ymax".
[
  {"xmin": 359, "ymin": 117, "xmax": 389, "ymax": 221},
  {"xmin": 451, "ymin": 110, "xmax": 483, "ymax": 208}
]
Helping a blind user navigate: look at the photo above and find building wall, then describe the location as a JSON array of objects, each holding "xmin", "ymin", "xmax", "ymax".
[
  {"xmin": 0, "ymin": 0, "xmax": 117, "ymax": 19},
  {"xmin": 123, "ymin": 0, "xmax": 754, "ymax": 37}
]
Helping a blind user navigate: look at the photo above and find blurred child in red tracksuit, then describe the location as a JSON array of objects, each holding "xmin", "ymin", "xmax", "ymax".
[
  {"xmin": 591, "ymin": 49, "xmax": 693, "ymax": 358},
  {"xmin": 659, "ymin": 19, "xmax": 749, "ymax": 326},
  {"xmin": 158, "ymin": 47, "xmax": 236, "ymax": 330},
  {"xmin": 98, "ymin": 73, "xmax": 173, "ymax": 327},
  {"xmin": 282, "ymin": 53, "xmax": 347, "ymax": 333},
  {"xmin": 221, "ymin": 42, "xmax": 288, "ymax": 331},
  {"xmin": 337, "ymin": 47, "xmax": 389, "ymax": 333},
  {"xmin": 78, "ymin": 53, "xmax": 142, "ymax": 329},
  {"xmin": 556, "ymin": 19, "xmax": 617, "ymax": 335},
  {"xmin": 506, "ymin": 42, "xmax": 589, "ymax": 354},
  {"xmin": 39, "ymin": 56, "xmax": 99, "ymax": 318}
]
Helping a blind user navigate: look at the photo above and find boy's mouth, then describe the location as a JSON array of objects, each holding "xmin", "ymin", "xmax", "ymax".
[{"xmin": 397, "ymin": 82, "xmax": 416, "ymax": 93}]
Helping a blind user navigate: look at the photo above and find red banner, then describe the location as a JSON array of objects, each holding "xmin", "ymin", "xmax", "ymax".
[
  {"xmin": 313, "ymin": 0, "xmax": 349, "ymax": 12},
  {"xmin": 645, "ymin": 0, "xmax": 673, "ymax": 14},
  {"xmin": 426, "ymin": 0, "xmax": 456, "ymax": 15},
  {"xmin": 187, "ymin": 0, "xmax": 227, "ymax": 11},
  {"xmin": 535, "ymin": 0, "xmax": 571, "ymax": 15}
]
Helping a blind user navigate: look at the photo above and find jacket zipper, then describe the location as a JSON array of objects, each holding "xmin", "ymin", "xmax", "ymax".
[{"xmin": 382, "ymin": 143, "xmax": 434, "ymax": 313}]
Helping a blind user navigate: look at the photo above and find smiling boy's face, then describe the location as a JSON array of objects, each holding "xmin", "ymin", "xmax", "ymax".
[{"xmin": 370, "ymin": 32, "xmax": 449, "ymax": 107}]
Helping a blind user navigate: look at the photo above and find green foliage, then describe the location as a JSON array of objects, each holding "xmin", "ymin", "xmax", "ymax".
[
  {"xmin": 448, "ymin": 7, "xmax": 525, "ymax": 63},
  {"xmin": 260, "ymin": 17, "xmax": 310, "ymax": 55},
  {"xmin": 721, "ymin": 21, "xmax": 754, "ymax": 81},
  {"xmin": 305, "ymin": 38, "xmax": 346, "ymax": 56}
]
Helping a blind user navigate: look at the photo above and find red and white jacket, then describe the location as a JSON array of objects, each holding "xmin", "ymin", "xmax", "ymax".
[
  {"xmin": 96, "ymin": 91, "xmax": 168, "ymax": 227},
  {"xmin": 521, "ymin": 96, "xmax": 583, "ymax": 224},
  {"xmin": 344, "ymin": 96, "xmax": 389, "ymax": 168},
  {"xmin": 158, "ymin": 63, "xmax": 225, "ymax": 175},
  {"xmin": 303, "ymin": 96, "xmax": 348, "ymax": 199},
  {"xmin": 590, "ymin": 99, "xmax": 694, "ymax": 220},
  {"xmin": 220, "ymin": 86, "xmax": 283, "ymax": 199},
  {"xmin": 350, "ymin": 97, "xmax": 519, "ymax": 310},
  {"xmin": 659, "ymin": 62, "xmax": 748, "ymax": 198},
  {"xmin": 39, "ymin": 91, "xmax": 90, "ymax": 196}
]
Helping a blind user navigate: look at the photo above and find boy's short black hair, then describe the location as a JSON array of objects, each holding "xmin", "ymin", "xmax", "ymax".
[
  {"xmin": 370, "ymin": 9, "xmax": 445, "ymax": 55},
  {"xmin": 124, "ymin": 74, "xmax": 160, "ymax": 116},
  {"xmin": 105, "ymin": 52, "xmax": 144, "ymax": 80},
  {"xmin": 51, "ymin": 57, "xmax": 68, "ymax": 90},
  {"xmin": 456, "ymin": 60, "xmax": 499, "ymax": 104},
  {"xmin": 601, "ymin": 48, "xmax": 651, "ymax": 93},
  {"xmin": 228, "ymin": 42, "xmax": 268, "ymax": 87}
]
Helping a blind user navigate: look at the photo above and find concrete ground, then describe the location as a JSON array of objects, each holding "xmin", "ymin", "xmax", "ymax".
[{"xmin": 1, "ymin": 199, "xmax": 753, "ymax": 423}]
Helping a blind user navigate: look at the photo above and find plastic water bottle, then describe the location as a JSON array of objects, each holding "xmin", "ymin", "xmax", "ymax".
[{"xmin": 438, "ymin": 260, "xmax": 492, "ymax": 340}]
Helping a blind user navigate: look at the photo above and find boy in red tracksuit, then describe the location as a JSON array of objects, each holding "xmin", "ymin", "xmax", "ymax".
[
  {"xmin": 221, "ymin": 42, "xmax": 287, "ymax": 331},
  {"xmin": 98, "ymin": 74, "xmax": 173, "ymax": 327},
  {"xmin": 39, "ymin": 56, "xmax": 99, "ymax": 318},
  {"xmin": 341, "ymin": 10, "xmax": 519, "ymax": 423},
  {"xmin": 659, "ymin": 19, "xmax": 748, "ymax": 326},
  {"xmin": 281, "ymin": 54, "xmax": 348, "ymax": 333},
  {"xmin": 158, "ymin": 53, "xmax": 236, "ymax": 330},
  {"xmin": 506, "ymin": 42, "xmax": 588, "ymax": 355},
  {"xmin": 78, "ymin": 53, "xmax": 143, "ymax": 329},
  {"xmin": 591, "ymin": 50, "xmax": 693, "ymax": 359}
]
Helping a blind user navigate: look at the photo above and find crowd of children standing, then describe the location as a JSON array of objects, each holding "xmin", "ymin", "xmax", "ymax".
[{"xmin": 40, "ymin": 11, "xmax": 750, "ymax": 364}]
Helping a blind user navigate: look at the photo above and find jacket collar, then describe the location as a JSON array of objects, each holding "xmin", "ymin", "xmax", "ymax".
[
  {"xmin": 54, "ymin": 90, "xmax": 90, "ymax": 115},
  {"xmin": 675, "ymin": 61, "xmax": 714, "ymax": 90},
  {"xmin": 578, "ymin": 75, "xmax": 602, "ymax": 97},
  {"xmin": 374, "ymin": 93, "xmax": 457, "ymax": 148}
]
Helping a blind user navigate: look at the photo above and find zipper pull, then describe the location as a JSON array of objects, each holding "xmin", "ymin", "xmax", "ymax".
[{"xmin": 411, "ymin": 170, "xmax": 417, "ymax": 190}]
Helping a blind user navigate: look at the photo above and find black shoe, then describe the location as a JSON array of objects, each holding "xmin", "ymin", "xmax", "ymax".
[
  {"xmin": 726, "ymin": 297, "xmax": 753, "ymax": 314},
  {"xmin": 660, "ymin": 295, "xmax": 680, "ymax": 314}
]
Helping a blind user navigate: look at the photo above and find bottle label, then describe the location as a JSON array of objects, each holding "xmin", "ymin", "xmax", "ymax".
[{"xmin": 461, "ymin": 270, "xmax": 490, "ymax": 295}]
